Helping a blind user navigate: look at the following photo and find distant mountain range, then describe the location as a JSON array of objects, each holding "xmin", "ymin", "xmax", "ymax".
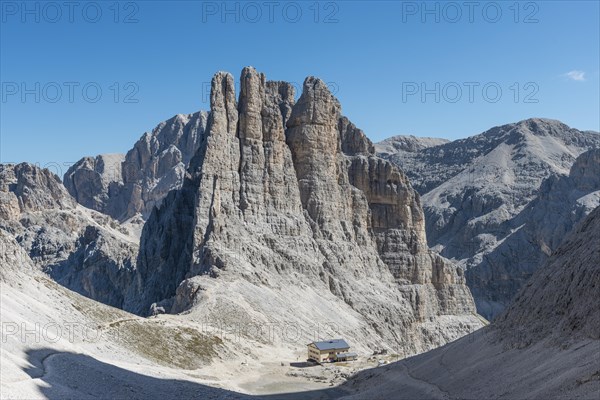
[
  {"xmin": 1, "ymin": 67, "xmax": 599, "ymax": 399},
  {"xmin": 336, "ymin": 205, "xmax": 600, "ymax": 399},
  {"xmin": 63, "ymin": 111, "xmax": 209, "ymax": 222},
  {"xmin": 376, "ymin": 119, "xmax": 600, "ymax": 319}
]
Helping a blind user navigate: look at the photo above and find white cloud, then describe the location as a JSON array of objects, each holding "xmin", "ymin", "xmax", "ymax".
[{"xmin": 564, "ymin": 70, "xmax": 586, "ymax": 81}]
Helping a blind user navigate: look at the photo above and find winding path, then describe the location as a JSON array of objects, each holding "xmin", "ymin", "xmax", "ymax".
[{"xmin": 399, "ymin": 360, "xmax": 451, "ymax": 400}]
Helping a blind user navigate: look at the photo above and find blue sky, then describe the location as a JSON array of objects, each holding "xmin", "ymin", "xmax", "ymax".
[{"xmin": 1, "ymin": 0, "xmax": 599, "ymax": 171}]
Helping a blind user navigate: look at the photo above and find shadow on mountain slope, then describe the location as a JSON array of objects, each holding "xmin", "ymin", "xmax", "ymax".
[
  {"xmin": 24, "ymin": 349, "xmax": 349, "ymax": 400},
  {"xmin": 24, "ymin": 348, "xmax": 248, "ymax": 399}
]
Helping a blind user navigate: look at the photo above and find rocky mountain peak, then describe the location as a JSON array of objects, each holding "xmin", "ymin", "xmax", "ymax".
[
  {"xmin": 514, "ymin": 117, "xmax": 569, "ymax": 135},
  {"xmin": 1, "ymin": 163, "xmax": 75, "ymax": 217},
  {"xmin": 127, "ymin": 67, "xmax": 481, "ymax": 354},
  {"xmin": 338, "ymin": 117, "xmax": 375, "ymax": 156},
  {"xmin": 0, "ymin": 162, "xmax": 139, "ymax": 308},
  {"xmin": 568, "ymin": 147, "xmax": 600, "ymax": 187},
  {"xmin": 5, "ymin": 67, "xmax": 481, "ymax": 355},
  {"xmin": 65, "ymin": 109, "xmax": 209, "ymax": 222},
  {"xmin": 286, "ymin": 77, "xmax": 343, "ymax": 185},
  {"xmin": 210, "ymin": 71, "xmax": 238, "ymax": 130},
  {"xmin": 238, "ymin": 66, "xmax": 266, "ymax": 141},
  {"xmin": 484, "ymin": 118, "xmax": 598, "ymax": 152},
  {"xmin": 288, "ymin": 76, "xmax": 341, "ymax": 128},
  {"xmin": 374, "ymin": 135, "xmax": 449, "ymax": 156},
  {"xmin": 377, "ymin": 118, "xmax": 599, "ymax": 319}
]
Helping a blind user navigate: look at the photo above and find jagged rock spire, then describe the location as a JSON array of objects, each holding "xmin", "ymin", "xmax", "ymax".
[{"xmin": 128, "ymin": 67, "xmax": 481, "ymax": 355}]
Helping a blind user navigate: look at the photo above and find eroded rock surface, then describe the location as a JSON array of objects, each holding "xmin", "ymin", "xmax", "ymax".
[
  {"xmin": 64, "ymin": 111, "xmax": 209, "ymax": 221},
  {"xmin": 0, "ymin": 163, "xmax": 138, "ymax": 308},
  {"xmin": 337, "ymin": 205, "xmax": 600, "ymax": 400},
  {"xmin": 378, "ymin": 121, "xmax": 600, "ymax": 319},
  {"xmin": 129, "ymin": 68, "xmax": 481, "ymax": 355}
]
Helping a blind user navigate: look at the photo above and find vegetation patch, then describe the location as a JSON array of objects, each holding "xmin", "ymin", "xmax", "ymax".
[{"xmin": 109, "ymin": 320, "xmax": 223, "ymax": 369}]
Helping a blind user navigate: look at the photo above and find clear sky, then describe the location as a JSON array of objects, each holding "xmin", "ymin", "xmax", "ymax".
[{"xmin": 1, "ymin": 0, "xmax": 599, "ymax": 172}]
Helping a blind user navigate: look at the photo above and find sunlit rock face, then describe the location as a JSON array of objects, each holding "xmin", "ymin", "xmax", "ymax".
[
  {"xmin": 0, "ymin": 163, "xmax": 138, "ymax": 309},
  {"xmin": 64, "ymin": 111, "xmax": 209, "ymax": 222},
  {"xmin": 129, "ymin": 67, "xmax": 481, "ymax": 355},
  {"xmin": 377, "ymin": 120, "xmax": 600, "ymax": 319}
]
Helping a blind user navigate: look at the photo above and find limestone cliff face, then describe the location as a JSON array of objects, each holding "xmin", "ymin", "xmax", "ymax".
[
  {"xmin": 64, "ymin": 111, "xmax": 208, "ymax": 222},
  {"xmin": 131, "ymin": 68, "xmax": 480, "ymax": 354},
  {"xmin": 337, "ymin": 205, "xmax": 600, "ymax": 400},
  {"xmin": 0, "ymin": 163, "xmax": 138, "ymax": 309},
  {"xmin": 378, "ymin": 121, "xmax": 600, "ymax": 319},
  {"xmin": 63, "ymin": 154, "xmax": 124, "ymax": 215},
  {"xmin": 1, "ymin": 163, "xmax": 75, "ymax": 216},
  {"xmin": 466, "ymin": 148, "xmax": 600, "ymax": 318}
]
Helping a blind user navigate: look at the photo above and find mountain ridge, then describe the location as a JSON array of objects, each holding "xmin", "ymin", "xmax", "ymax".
[
  {"xmin": 64, "ymin": 111, "xmax": 209, "ymax": 222},
  {"xmin": 335, "ymin": 204, "xmax": 600, "ymax": 399},
  {"xmin": 377, "ymin": 119, "xmax": 600, "ymax": 319},
  {"xmin": 126, "ymin": 67, "xmax": 482, "ymax": 355}
]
